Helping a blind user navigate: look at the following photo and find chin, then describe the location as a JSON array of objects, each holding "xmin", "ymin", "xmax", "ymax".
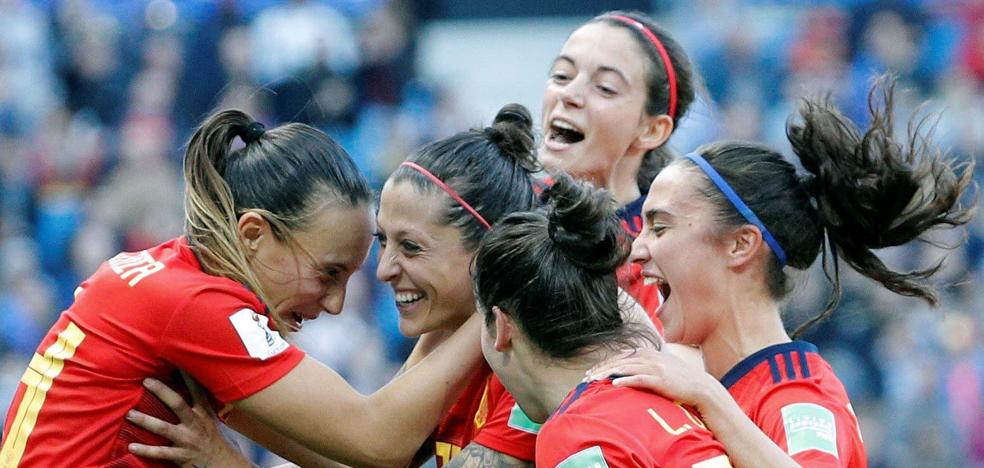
[{"xmin": 398, "ymin": 320, "xmax": 425, "ymax": 338}]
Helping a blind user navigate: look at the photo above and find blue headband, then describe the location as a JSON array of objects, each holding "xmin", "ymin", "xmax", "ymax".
[{"xmin": 684, "ymin": 152, "xmax": 788, "ymax": 266}]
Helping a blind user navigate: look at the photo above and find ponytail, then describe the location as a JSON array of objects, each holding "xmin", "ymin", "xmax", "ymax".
[
  {"xmin": 184, "ymin": 110, "xmax": 270, "ymax": 303},
  {"xmin": 787, "ymin": 75, "xmax": 975, "ymax": 335}
]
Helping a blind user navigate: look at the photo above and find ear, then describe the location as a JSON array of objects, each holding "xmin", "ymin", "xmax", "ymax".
[
  {"xmin": 238, "ymin": 211, "xmax": 271, "ymax": 256},
  {"xmin": 725, "ymin": 224, "xmax": 765, "ymax": 269},
  {"xmin": 492, "ymin": 306, "xmax": 516, "ymax": 352},
  {"xmin": 633, "ymin": 114, "xmax": 674, "ymax": 152}
]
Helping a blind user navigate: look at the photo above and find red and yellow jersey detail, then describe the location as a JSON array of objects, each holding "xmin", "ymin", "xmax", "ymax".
[
  {"xmin": 1, "ymin": 237, "xmax": 304, "ymax": 467},
  {"xmin": 433, "ymin": 364, "xmax": 537, "ymax": 466}
]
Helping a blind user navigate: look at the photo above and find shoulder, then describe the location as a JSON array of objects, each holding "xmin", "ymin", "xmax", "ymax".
[{"xmin": 541, "ymin": 383, "xmax": 728, "ymax": 467}]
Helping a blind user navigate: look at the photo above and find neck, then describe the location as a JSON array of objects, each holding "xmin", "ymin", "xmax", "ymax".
[
  {"xmin": 610, "ymin": 149, "xmax": 643, "ymax": 206},
  {"xmin": 699, "ymin": 283, "xmax": 791, "ymax": 380},
  {"xmin": 514, "ymin": 354, "xmax": 600, "ymax": 423}
]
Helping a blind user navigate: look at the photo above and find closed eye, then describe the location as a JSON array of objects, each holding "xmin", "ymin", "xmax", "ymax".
[
  {"xmin": 401, "ymin": 240, "xmax": 422, "ymax": 255},
  {"xmin": 648, "ymin": 225, "xmax": 667, "ymax": 237},
  {"xmin": 550, "ymin": 71, "xmax": 571, "ymax": 83},
  {"xmin": 597, "ymin": 84, "xmax": 617, "ymax": 96}
]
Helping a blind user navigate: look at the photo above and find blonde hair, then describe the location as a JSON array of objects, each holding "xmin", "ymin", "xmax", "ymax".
[{"xmin": 182, "ymin": 109, "xmax": 371, "ymax": 332}]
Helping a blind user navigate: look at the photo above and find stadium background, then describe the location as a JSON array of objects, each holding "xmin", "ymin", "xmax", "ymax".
[{"xmin": 0, "ymin": 0, "xmax": 982, "ymax": 465}]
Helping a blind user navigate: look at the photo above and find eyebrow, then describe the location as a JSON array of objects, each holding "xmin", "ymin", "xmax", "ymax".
[
  {"xmin": 596, "ymin": 65, "xmax": 630, "ymax": 86},
  {"xmin": 552, "ymin": 55, "xmax": 575, "ymax": 69},
  {"xmin": 551, "ymin": 55, "xmax": 630, "ymax": 86},
  {"xmin": 643, "ymin": 208, "xmax": 672, "ymax": 227}
]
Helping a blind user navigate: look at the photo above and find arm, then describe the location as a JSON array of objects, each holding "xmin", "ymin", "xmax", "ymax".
[
  {"xmin": 225, "ymin": 411, "xmax": 350, "ymax": 468},
  {"xmin": 234, "ymin": 313, "xmax": 483, "ymax": 468},
  {"xmin": 587, "ymin": 348, "xmax": 799, "ymax": 468},
  {"xmin": 446, "ymin": 443, "xmax": 532, "ymax": 468},
  {"xmin": 127, "ymin": 375, "xmax": 347, "ymax": 467}
]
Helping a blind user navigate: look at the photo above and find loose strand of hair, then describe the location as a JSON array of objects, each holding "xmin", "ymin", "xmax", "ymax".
[{"xmin": 792, "ymin": 234, "xmax": 840, "ymax": 338}]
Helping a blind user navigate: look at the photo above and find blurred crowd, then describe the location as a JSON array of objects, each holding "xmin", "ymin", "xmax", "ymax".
[{"xmin": 0, "ymin": 0, "xmax": 981, "ymax": 465}]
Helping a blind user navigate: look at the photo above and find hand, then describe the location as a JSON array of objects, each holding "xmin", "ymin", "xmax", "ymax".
[
  {"xmin": 586, "ymin": 347, "xmax": 721, "ymax": 410},
  {"xmin": 126, "ymin": 375, "xmax": 252, "ymax": 468}
]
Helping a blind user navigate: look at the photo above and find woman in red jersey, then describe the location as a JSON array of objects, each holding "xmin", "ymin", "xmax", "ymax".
[
  {"xmin": 128, "ymin": 104, "xmax": 546, "ymax": 467},
  {"xmin": 372, "ymin": 104, "xmax": 544, "ymax": 467},
  {"xmin": 474, "ymin": 173, "xmax": 733, "ymax": 468},
  {"xmin": 537, "ymin": 10, "xmax": 698, "ymax": 321},
  {"xmin": 588, "ymin": 76, "xmax": 975, "ymax": 467},
  {"xmin": 0, "ymin": 109, "xmax": 485, "ymax": 468}
]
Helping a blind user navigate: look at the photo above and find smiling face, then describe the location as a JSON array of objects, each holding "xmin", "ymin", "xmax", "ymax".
[
  {"xmin": 540, "ymin": 22, "xmax": 654, "ymax": 186},
  {"xmin": 249, "ymin": 203, "xmax": 375, "ymax": 334},
  {"xmin": 628, "ymin": 163, "xmax": 730, "ymax": 345},
  {"xmin": 375, "ymin": 179, "xmax": 478, "ymax": 337}
]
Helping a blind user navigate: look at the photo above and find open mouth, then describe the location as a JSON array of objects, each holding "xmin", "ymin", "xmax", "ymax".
[
  {"xmin": 644, "ymin": 276, "xmax": 671, "ymax": 301},
  {"xmin": 547, "ymin": 119, "xmax": 585, "ymax": 146},
  {"xmin": 287, "ymin": 311, "xmax": 320, "ymax": 332},
  {"xmin": 288, "ymin": 312, "xmax": 304, "ymax": 332}
]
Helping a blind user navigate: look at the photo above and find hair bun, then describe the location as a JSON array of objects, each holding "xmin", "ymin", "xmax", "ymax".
[
  {"xmin": 487, "ymin": 103, "xmax": 539, "ymax": 172},
  {"xmin": 543, "ymin": 173, "xmax": 627, "ymax": 273},
  {"xmin": 237, "ymin": 121, "xmax": 266, "ymax": 145}
]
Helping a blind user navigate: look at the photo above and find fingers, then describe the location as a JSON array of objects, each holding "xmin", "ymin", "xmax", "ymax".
[
  {"xmin": 586, "ymin": 357, "xmax": 653, "ymax": 380},
  {"xmin": 181, "ymin": 371, "xmax": 210, "ymax": 408},
  {"xmin": 142, "ymin": 378, "xmax": 197, "ymax": 422},
  {"xmin": 127, "ymin": 443, "xmax": 191, "ymax": 462},
  {"xmin": 611, "ymin": 374, "xmax": 664, "ymax": 391},
  {"xmin": 126, "ymin": 410, "xmax": 187, "ymax": 443}
]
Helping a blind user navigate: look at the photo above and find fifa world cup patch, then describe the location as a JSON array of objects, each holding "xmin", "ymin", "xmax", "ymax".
[
  {"xmin": 229, "ymin": 308, "xmax": 289, "ymax": 360},
  {"xmin": 556, "ymin": 446, "xmax": 609, "ymax": 468},
  {"xmin": 781, "ymin": 402, "xmax": 838, "ymax": 458}
]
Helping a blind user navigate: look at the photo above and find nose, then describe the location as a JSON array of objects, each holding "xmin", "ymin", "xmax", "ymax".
[
  {"xmin": 559, "ymin": 78, "xmax": 585, "ymax": 109},
  {"xmin": 375, "ymin": 245, "xmax": 400, "ymax": 283},
  {"xmin": 628, "ymin": 235, "xmax": 651, "ymax": 266},
  {"xmin": 321, "ymin": 286, "xmax": 346, "ymax": 316}
]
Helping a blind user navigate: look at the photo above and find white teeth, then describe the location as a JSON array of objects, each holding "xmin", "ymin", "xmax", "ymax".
[
  {"xmin": 643, "ymin": 277, "xmax": 659, "ymax": 286},
  {"xmin": 552, "ymin": 119, "xmax": 577, "ymax": 131},
  {"xmin": 396, "ymin": 292, "xmax": 424, "ymax": 304}
]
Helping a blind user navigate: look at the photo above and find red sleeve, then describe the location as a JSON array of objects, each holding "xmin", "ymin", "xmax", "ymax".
[
  {"xmin": 471, "ymin": 375, "xmax": 537, "ymax": 461},
  {"xmin": 159, "ymin": 288, "xmax": 305, "ymax": 404},
  {"xmin": 754, "ymin": 384, "xmax": 864, "ymax": 468}
]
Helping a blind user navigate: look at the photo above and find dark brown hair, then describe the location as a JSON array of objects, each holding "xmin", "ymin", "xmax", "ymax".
[
  {"xmin": 389, "ymin": 103, "xmax": 540, "ymax": 251},
  {"xmin": 474, "ymin": 173, "xmax": 658, "ymax": 358}
]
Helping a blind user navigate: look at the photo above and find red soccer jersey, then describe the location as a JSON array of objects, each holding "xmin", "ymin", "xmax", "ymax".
[
  {"xmin": 1, "ymin": 237, "xmax": 305, "ymax": 467},
  {"xmin": 722, "ymin": 341, "xmax": 867, "ymax": 467},
  {"xmin": 537, "ymin": 379, "xmax": 732, "ymax": 467},
  {"xmin": 432, "ymin": 363, "xmax": 538, "ymax": 466}
]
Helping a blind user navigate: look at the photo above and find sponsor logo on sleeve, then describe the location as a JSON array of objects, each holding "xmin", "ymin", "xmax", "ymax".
[
  {"xmin": 781, "ymin": 402, "xmax": 838, "ymax": 458},
  {"xmin": 229, "ymin": 309, "xmax": 289, "ymax": 360},
  {"xmin": 556, "ymin": 446, "xmax": 609, "ymax": 468}
]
